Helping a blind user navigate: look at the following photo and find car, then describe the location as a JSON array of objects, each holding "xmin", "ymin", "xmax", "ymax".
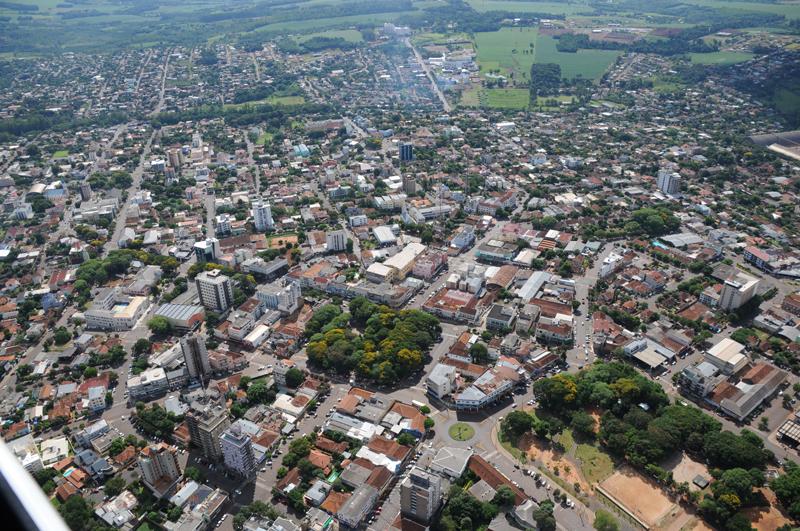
[
  {"xmin": 261, "ymin": 467, "xmax": 266, "ymax": 472},
  {"xmin": 120, "ymin": 416, "xmax": 126, "ymax": 420}
]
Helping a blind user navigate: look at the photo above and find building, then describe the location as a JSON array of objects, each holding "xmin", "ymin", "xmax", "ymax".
[
  {"xmin": 400, "ymin": 467, "xmax": 442, "ymax": 523},
  {"xmin": 256, "ymin": 282, "xmax": 301, "ymax": 315},
  {"xmin": 153, "ymin": 304, "xmax": 205, "ymax": 331},
  {"xmin": 128, "ymin": 367, "xmax": 169, "ymax": 401},
  {"xmin": 382, "ymin": 242, "xmax": 427, "ymax": 281},
  {"xmin": 180, "ymin": 333, "xmax": 211, "ymax": 381},
  {"xmin": 215, "ymin": 214, "xmax": 232, "ymax": 235},
  {"xmin": 195, "ymin": 270, "xmax": 234, "ymax": 312},
  {"xmin": 426, "ymin": 363, "xmax": 457, "ymax": 399},
  {"xmin": 253, "ymin": 200, "xmax": 274, "ymax": 232},
  {"xmin": 656, "ymin": 169, "xmax": 681, "ymax": 195},
  {"xmin": 194, "ymin": 237, "xmax": 221, "ymax": 263},
  {"xmin": 678, "ymin": 361, "xmax": 725, "ymax": 399},
  {"xmin": 138, "ymin": 444, "xmax": 182, "ymax": 498},
  {"xmin": 74, "ymin": 420, "xmax": 110, "ymax": 449},
  {"xmin": 84, "ymin": 288, "xmax": 148, "ymax": 331},
  {"xmin": 782, "ymin": 292, "xmax": 800, "ymax": 317},
  {"xmin": 400, "ymin": 143, "xmax": 414, "ymax": 162},
  {"xmin": 719, "ymin": 272, "xmax": 759, "ymax": 312},
  {"xmin": 337, "ymin": 485, "xmax": 378, "ymax": 528},
  {"xmin": 220, "ymin": 425, "xmax": 256, "ymax": 478},
  {"xmin": 486, "ymin": 304, "xmax": 516, "ymax": 331},
  {"xmin": 704, "ymin": 338, "xmax": 748, "ymax": 376},
  {"xmin": 187, "ymin": 402, "xmax": 231, "ymax": 461},
  {"xmin": 326, "ymin": 230, "xmax": 348, "ymax": 252},
  {"xmin": 402, "ymin": 174, "xmax": 417, "ymax": 195},
  {"xmin": 373, "ymin": 226, "xmax": 397, "ymax": 247},
  {"xmin": 712, "ymin": 362, "xmax": 787, "ymax": 421}
]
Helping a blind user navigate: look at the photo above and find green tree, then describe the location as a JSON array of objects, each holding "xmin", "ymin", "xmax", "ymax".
[
  {"xmin": 133, "ymin": 338, "xmax": 151, "ymax": 355},
  {"xmin": 104, "ymin": 476, "xmax": 126, "ymax": 497},
  {"xmin": 502, "ymin": 411, "xmax": 534, "ymax": 438},
  {"xmin": 185, "ymin": 466, "xmax": 203, "ymax": 482},
  {"xmin": 424, "ymin": 417, "xmax": 435, "ymax": 430},
  {"xmin": 147, "ymin": 316, "xmax": 173, "ymax": 335},
  {"xmin": 53, "ymin": 327, "xmax": 71, "ymax": 345},
  {"xmin": 285, "ymin": 368, "xmax": 304, "ymax": 388},
  {"xmin": 469, "ymin": 342, "xmax": 489, "ymax": 364},
  {"xmin": 593, "ymin": 510, "xmax": 619, "ymax": 531},
  {"xmin": 397, "ymin": 433, "xmax": 416, "ymax": 446},
  {"xmin": 492, "ymin": 485, "xmax": 516, "ymax": 507}
]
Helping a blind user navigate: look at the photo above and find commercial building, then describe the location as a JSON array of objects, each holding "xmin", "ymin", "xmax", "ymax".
[
  {"xmin": 711, "ymin": 362, "xmax": 787, "ymax": 421},
  {"xmin": 194, "ymin": 237, "xmax": 221, "ymax": 263},
  {"xmin": 186, "ymin": 402, "xmax": 231, "ymax": 461},
  {"xmin": 195, "ymin": 270, "xmax": 234, "ymax": 312},
  {"xmin": 382, "ymin": 242, "xmax": 427, "ymax": 281},
  {"xmin": 180, "ymin": 333, "xmax": 211, "ymax": 381},
  {"xmin": 719, "ymin": 272, "xmax": 759, "ymax": 312},
  {"xmin": 476, "ymin": 240, "xmax": 517, "ymax": 264},
  {"xmin": 400, "ymin": 467, "xmax": 442, "ymax": 523},
  {"xmin": 426, "ymin": 363, "xmax": 457, "ymax": 399},
  {"xmin": 326, "ymin": 230, "xmax": 348, "ymax": 252},
  {"xmin": 128, "ymin": 367, "xmax": 169, "ymax": 401},
  {"xmin": 399, "ymin": 142, "xmax": 414, "ymax": 162},
  {"xmin": 220, "ymin": 425, "xmax": 256, "ymax": 478},
  {"xmin": 337, "ymin": 485, "xmax": 378, "ymax": 528},
  {"xmin": 704, "ymin": 338, "xmax": 748, "ymax": 375},
  {"xmin": 253, "ymin": 200, "xmax": 274, "ymax": 232},
  {"xmin": 678, "ymin": 361, "xmax": 725, "ymax": 399},
  {"xmin": 373, "ymin": 225, "xmax": 397, "ymax": 247},
  {"xmin": 256, "ymin": 282, "xmax": 300, "ymax": 315},
  {"xmin": 153, "ymin": 304, "xmax": 205, "ymax": 332},
  {"xmin": 139, "ymin": 444, "xmax": 182, "ymax": 498},
  {"xmin": 84, "ymin": 288, "xmax": 148, "ymax": 331}
]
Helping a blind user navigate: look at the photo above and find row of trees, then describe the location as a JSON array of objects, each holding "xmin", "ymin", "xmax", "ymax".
[{"xmin": 305, "ymin": 297, "xmax": 441, "ymax": 384}]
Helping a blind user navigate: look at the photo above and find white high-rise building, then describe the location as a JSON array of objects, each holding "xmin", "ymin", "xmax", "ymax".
[
  {"xmin": 138, "ymin": 443, "xmax": 182, "ymax": 498},
  {"xmin": 656, "ymin": 169, "xmax": 681, "ymax": 195},
  {"xmin": 326, "ymin": 230, "xmax": 348, "ymax": 252},
  {"xmin": 256, "ymin": 282, "xmax": 301, "ymax": 315},
  {"xmin": 719, "ymin": 272, "xmax": 760, "ymax": 312},
  {"xmin": 253, "ymin": 199, "xmax": 274, "ymax": 232},
  {"xmin": 400, "ymin": 467, "xmax": 442, "ymax": 523},
  {"xmin": 220, "ymin": 425, "xmax": 256, "ymax": 478},
  {"xmin": 180, "ymin": 333, "xmax": 211, "ymax": 380},
  {"xmin": 195, "ymin": 270, "xmax": 234, "ymax": 312}
]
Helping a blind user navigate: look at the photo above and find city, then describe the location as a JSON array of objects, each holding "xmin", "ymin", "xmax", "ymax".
[{"xmin": 1, "ymin": 2, "xmax": 800, "ymax": 531}]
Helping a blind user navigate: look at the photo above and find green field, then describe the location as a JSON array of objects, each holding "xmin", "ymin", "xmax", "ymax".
[
  {"xmin": 689, "ymin": 51, "xmax": 755, "ymax": 65},
  {"xmin": 297, "ymin": 29, "xmax": 364, "ymax": 44},
  {"xmin": 467, "ymin": 0, "xmax": 594, "ymax": 15},
  {"xmin": 680, "ymin": 0, "xmax": 800, "ymax": 19},
  {"xmin": 224, "ymin": 95, "xmax": 305, "ymax": 109},
  {"xmin": 474, "ymin": 26, "xmax": 620, "ymax": 82},
  {"xmin": 575, "ymin": 443, "xmax": 614, "ymax": 484},
  {"xmin": 449, "ymin": 422, "xmax": 475, "ymax": 441},
  {"xmin": 52, "ymin": 150, "xmax": 69, "ymax": 158}
]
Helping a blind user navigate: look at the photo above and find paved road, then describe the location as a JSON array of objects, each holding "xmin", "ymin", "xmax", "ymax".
[{"xmin": 404, "ymin": 38, "xmax": 451, "ymax": 113}]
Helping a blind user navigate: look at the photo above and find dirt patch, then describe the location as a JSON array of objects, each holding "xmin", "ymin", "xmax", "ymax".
[
  {"xmin": 598, "ymin": 469, "xmax": 677, "ymax": 529},
  {"xmin": 664, "ymin": 453, "xmax": 710, "ymax": 492},
  {"xmin": 517, "ymin": 433, "xmax": 591, "ymax": 493},
  {"xmin": 586, "ymin": 407, "xmax": 602, "ymax": 434},
  {"xmin": 743, "ymin": 488, "xmax": 793, "ymax": 531},
  {"xmin": 268, "ymin": 234, "xmax": 298, "ymax": 249}
]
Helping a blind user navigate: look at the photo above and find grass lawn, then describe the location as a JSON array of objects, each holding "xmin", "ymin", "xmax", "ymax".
[
  {"xmin": 257, "ymin": 132, "xmax": 273, "ymax": 144},
  {"xmin": 498, "ymin": 430, "xmax": 525, "ymax": 461},
  {"xmin": 224, "ymin": 95, "xmax": 305, "ymax": 109},
  {"xmin": 533, "ymin": 34, "xmax": 621, "ymax": 80},
  {"xmin": 689, "ymin": 51, "xmax": 754, "ymax": 65},
  {"xmin": 680, "ymin": 0, "xmax": 800, "ymax": 19},
  {"xmin": 52, "ymin": 149, "xmax": 69, "ymax": 158},
  {"xmin": 449, "ymin": 422, "xmax": 476, "ymax": 441},
  {"xmin": 297, "ymin": 29, "xmax": 363, "ymax": 43},
  {"xmin": 575, "ymin": 443, "xmax": 614, "ymax": 484},
  {"xmin": 558, "ymin": 429, "xmax": 576, "ymax": 453}
]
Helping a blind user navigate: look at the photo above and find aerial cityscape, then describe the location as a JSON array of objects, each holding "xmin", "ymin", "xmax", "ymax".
[{"xmin": 2, "ymin": 1, "xmax": 800, "ymax": 531}]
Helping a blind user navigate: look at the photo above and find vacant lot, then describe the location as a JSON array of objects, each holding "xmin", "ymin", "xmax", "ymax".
[
  {"xmin": 743, "ymin": 488, "xmax": 793, "ymax": 530},
  {"xmin": 575, "ymin": 444, "xmax": 614, "ymax": 484},
  {"xmin": 664, "ymin": 452, "xmax": 709, "ymax": 492},
  {"xmin": 518, "ymin": 432, "xmax": 591, "ymax": 493},
  {"xmin": 598, "ymin": 470, "xmax": 676, "ymax": 529},
  {"xmin": 267, "ymin": 234, "xmax": 298, "ymax": 249}
]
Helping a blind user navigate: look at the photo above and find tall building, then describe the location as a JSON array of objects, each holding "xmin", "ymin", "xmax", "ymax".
[
  {"xmin": 194, "ymin": 237, "xmax": 221, "ymax": 263},
  {"xmin": 167, "ymin": 149, "xmax": 183, "ymax": 172},
  {"xmin": 402, "ymin": 174, "xmax": 417, "ymax": 195},
  {"xmin": 400, "ymin": 142, "xmax": 414, "ymax": 162},
  {"xmin": 138, "ymin": 443, "xmax": 182, "ymax": 498},
  {"xmin": 656, "ymin": 169, "xmax": 681, "ymax": 195},
  {"xmin": 220, "ymin": 425, "xmax": 256, "ymax": 478},
  {"xmin": 180, "ymin": 333, "xmax": 211, "ymax": 380},
  {"xmin": 79, "ymin": 182, "xmax": 93, "ymax": 201},
  {"xmin": 400, "ymin": 467, "xmax": 442, "ymax": 523},
  {"xmin": 186, "ymin": 402, "xmax": 230, "ymax": 462},
  {"xmin": 719, "ymin": 272, "xmax": 759, "ymax": 312},
  {"xmin": 326, "ymin": 230, "xmax": 348, "ymax": 252},
  {"xmin": 195, "ymin": 269, "xmax": 234, "ymax": 312},
  {"xmin": 253, "ymin": 199, "xmax": 274, "ymax": 232},
  {"xmin": 256, "ymin": 282, "xmax": 301, "ymax": 315}
]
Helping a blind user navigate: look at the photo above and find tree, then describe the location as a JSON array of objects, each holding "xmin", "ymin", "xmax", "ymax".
[
  {"xmin": 397, "ymin": 433, "xmax": 416, "ymax": 446},
  {"xmin": 469, "ymin": 342, "xmax": 489, "ymax": 364},
  {"xmin": 419, "ymin": 405, "xmax": 431, "ymax": 414},
  {"xmin": 502, "ymin": 411, "xmax": 534, "ymax": 438},
  {"xmin": 532, "ymin": 500, "xmax": 556, "ymax": 531},
  {"xmin": 59, "ymin": 495, "xmax": 95, "ymax": 531},
  {"xmin": 133, "ymin": 338, "xmax": 152, "ymax": 355},
  {"xmin": 424, "ymin": 417, "xmax": 435, "ymax": 430},
  {"xmin": 147, "ymin": 316, "xmax": 172, "ymax": 335},
  {"xmin": 285, "ymin": 368, "xmax": 304, "ymax": 388},
  {"xmin": 104, "ymin": 476, "xmax": 126, "ymax": 497},
  {"xmin": 185, "ymin": 466, "xmax": 203, "ymax": 482},
  {"xmin": 594, "ymin": 510, "xmax": 619, "ymax": 531},
  {"xmin": 492, "ymin": 485, "xmax": 516, "ymax": 507},
  {"xmin": 53, "ymin": 327, "xmax": 71, "ymax": 345},
  {"xmin": 771, "ymin": 462, "xmax": 800, "ymax": 521},
  {"xmin": 570, "ymin": 411, "xmax": 596, "ymax": 439},
  {"xmin": 83, "ymin": 366, "xmax": 98, "ymax": 379}
]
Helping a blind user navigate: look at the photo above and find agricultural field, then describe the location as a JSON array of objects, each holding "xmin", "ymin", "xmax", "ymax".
[
  {"xmin": 680, "ymin": 0, "xmax": 800, "ymax": 19},
  {"xmin": 467, "ymin": 0, "xmax": 594, "ymax": 15},
  {"xmin": 474, "ymin": 26, "xmax": 620, "ymax": 83},
  {"xmin": 689, "ymin": 51, "xmax": 755, "ymax": 65},
  {"xmin": 297, "ymin": 29, "xmax": 364, "ymax": 44}
]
